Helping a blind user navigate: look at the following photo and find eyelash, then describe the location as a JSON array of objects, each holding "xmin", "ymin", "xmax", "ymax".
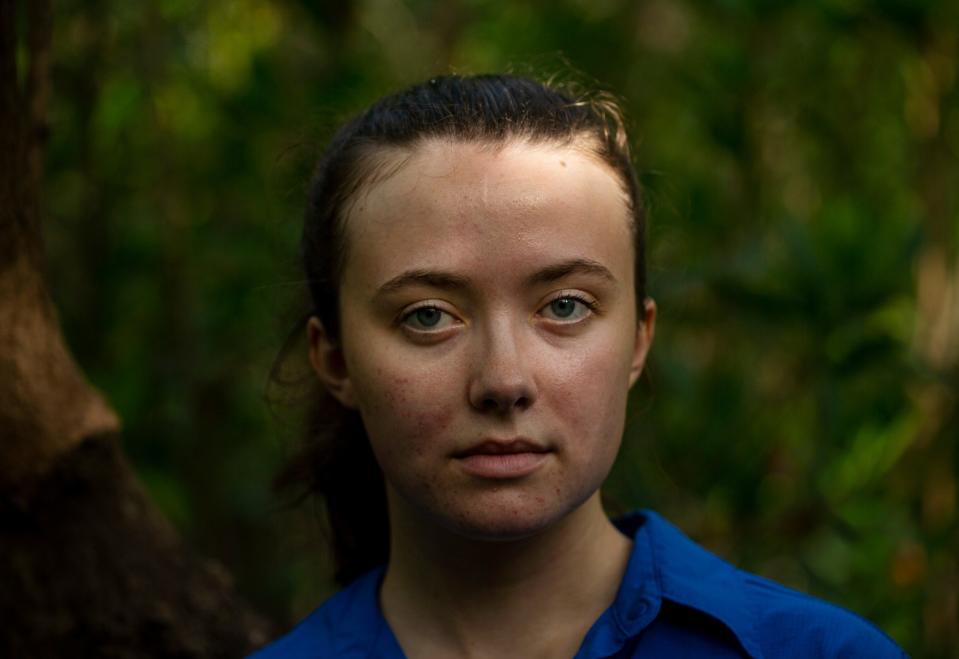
[
  {"xmin": 539, "ymin": 292, "xmax": 599, "ymax": 323},
  {"xmin": 398, "ymin": 302, "xmax": 461, "ymax": 333},
  {"xmin": 398, "ymin": 292, "xmax": 599, "ymax": 335}
]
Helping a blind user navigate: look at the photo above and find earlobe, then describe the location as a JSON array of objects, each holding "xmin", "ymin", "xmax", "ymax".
[
  {"xmin": 307, "ymin": 316, "xmax": 357, "ymax": 409},
  {"xmin": 628, "ymin": 298, "xmax": 657, "ymax": 388}
]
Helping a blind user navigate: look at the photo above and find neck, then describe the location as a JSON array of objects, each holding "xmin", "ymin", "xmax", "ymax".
[{"xmin": 380, "ymin": 492, "xmax": 632, "ymax": 659}]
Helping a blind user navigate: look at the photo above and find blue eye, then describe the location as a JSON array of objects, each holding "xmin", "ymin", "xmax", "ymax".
[
  {"xmin": 541, "ymin": 296, "xmax": 593, "ymax": 322},
  {"xmin": 413, "ymin": 307, "xmax": 442, "ymax": 327},
  {"xmin": 401, "ymin": 306, "xmax": 455, "ymax": 331}
]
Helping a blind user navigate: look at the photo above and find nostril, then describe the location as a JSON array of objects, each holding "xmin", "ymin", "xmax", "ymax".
[
  {"xmin": 468, "ymin": 345, "xmax": 537, "ymax": 413},
  {"xmin": 480, "ymin": 392, "xmax": 531, "ymax": 413}
]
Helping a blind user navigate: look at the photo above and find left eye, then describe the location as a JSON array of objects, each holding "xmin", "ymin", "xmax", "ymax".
[
  {"xmin": 401, "ymin": 306, "xmax": 457, "ymax": 332},
  {"xmin": 540, "ymin": 296, "xmax": 592, "ymax": 322}
]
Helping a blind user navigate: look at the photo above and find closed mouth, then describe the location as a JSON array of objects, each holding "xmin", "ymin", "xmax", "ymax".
[{"xmin": 454, "ymin": 439, "xmax": 551, "ymax": 458}]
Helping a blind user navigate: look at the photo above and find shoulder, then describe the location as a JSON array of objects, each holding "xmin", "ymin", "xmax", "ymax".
[
  {"xmin": 625, "ymin": 511, "xmax": 907, "ymax": 659},
  {"xmin": 248, "ymin": 568, "xmax": 388, "ymax": 659},
  {"xmin": 741, "ymin": 570, "xmax": 907, "ymax": 659}
]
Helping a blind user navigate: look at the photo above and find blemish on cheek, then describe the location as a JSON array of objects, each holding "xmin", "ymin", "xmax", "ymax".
[
  {"xmin": 382, "ymin": 377, "xmax": 413, "ymax": 410},
  {"xmin": 412, "ymin": 404, "xmax": 454, "ymax": 438},
  {"xmin": 559, "ymin": 160, "xmax": 566, "ymax": 167}
]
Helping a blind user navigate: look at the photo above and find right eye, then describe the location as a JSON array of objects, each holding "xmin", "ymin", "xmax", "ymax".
[{"xmin": 400, "ymin": 305, "xmax": 458, "ymax": 332}]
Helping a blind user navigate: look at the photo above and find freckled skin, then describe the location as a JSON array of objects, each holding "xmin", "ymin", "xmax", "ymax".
[{"xmin": 330, "ymin": 139, "xmax": 652, "ymax": 541}]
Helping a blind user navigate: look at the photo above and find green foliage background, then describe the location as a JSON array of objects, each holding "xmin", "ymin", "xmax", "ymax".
[{"xmin": 44, "ymin": 1, "xmax": 957, "ymax": 656}]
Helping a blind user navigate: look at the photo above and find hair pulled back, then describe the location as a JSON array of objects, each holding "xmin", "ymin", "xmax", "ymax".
[{"xmin": 278, "ymin": 74, "xmax": 647, "ymax": 586}]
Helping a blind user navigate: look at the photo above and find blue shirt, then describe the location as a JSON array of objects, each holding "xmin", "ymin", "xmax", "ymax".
[{"xmin": 252, "ymin": 510, "xmax": 906, "ymax": 658}]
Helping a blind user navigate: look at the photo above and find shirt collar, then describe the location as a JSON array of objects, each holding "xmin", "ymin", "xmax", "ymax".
[
  {"xmin": 327, "ymin": 510, "xmax": 764, "ymax": 659},
  {"xmin": 614, "ymin": 510, "xmax": 764, "ymax": 659}
]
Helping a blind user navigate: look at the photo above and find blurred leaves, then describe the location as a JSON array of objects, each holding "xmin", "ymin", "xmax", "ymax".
[{"xmin": 43, "ymin": 1, "xmax": 957, "ymax": 657}]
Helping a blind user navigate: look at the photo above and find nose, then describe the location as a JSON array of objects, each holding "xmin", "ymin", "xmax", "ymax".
[{"xmin": 467, "ymin": 319, "xmax": 538, "ymax": 414}]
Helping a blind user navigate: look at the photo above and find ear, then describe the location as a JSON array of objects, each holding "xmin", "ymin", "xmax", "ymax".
[
  {"xmin": 307, "ymin": 316, "xmax": 358, "ymax": 409},
  {"xmin": 628, "ymin": 298, "xmax": 656, "ymax": 388}
]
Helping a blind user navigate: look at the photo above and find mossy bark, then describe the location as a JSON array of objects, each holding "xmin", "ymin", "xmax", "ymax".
[{"xmin": 0, "ymin": 2, "xmax": 271, "ymax": 655}]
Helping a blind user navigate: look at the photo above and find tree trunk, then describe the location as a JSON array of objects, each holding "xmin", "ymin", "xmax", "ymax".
[{"xmin": 0, "ymin": 2, "xmax": 271, "ymax": 655}]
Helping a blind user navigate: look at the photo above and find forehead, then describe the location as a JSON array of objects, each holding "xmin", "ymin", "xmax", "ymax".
[{"xmin": 342, "ymin": 139, "xmax": 634, "ymax": 293}]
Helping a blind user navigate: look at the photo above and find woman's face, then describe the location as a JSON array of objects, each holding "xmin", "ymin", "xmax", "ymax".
[{"xmin": 309, "ymin": 139, "xmax": 655, "ymax": 540}]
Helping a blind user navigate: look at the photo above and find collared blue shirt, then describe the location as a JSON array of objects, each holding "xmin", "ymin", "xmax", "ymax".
[{"xmin": 252, "ymin": 510, "xmax": 906, "ymax": 658}]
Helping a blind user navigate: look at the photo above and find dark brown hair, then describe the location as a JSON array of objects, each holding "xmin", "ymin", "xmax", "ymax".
[{"xmin": 276, "ymin": 73, "xmax": 646, "ymax": 586}]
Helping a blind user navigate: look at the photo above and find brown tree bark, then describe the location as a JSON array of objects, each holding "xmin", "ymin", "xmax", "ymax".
[{"xmin": 0, "ymin": 2, "xmax": 271, "ymax": 655}]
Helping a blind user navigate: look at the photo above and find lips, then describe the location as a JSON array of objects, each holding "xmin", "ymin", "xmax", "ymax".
[
  {"xmin": 453, "ymin": 439, "xmax": 552, "ymax": 479},
  {"xmin": 454, "ymin": 438, "xmax": 550, "ymax": 458}
]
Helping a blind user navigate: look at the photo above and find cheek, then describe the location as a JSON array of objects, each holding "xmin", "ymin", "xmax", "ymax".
[
  {"xmin": 544, "ymin": 334, "xmax": 632, "ymax": 458},
  {"xmin": 339, "ymin": 304, "xmax": 458, "ymax": 438},
  {"xmin": 351, "ymin": 360, "xmax": 458, "ymax": 462}
]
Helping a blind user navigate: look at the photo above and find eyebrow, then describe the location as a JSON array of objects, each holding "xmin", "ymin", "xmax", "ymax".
[
  {"xmin": 375, "ymin": 269, "xmax": 472, "ymax": 297},
  {"xmin": 374, "ymin": 258, "xmax": 616, "ymax": 298},
  {"xmin": 525, "ymin": 258, "xmax": 616, "ymax": 286}
]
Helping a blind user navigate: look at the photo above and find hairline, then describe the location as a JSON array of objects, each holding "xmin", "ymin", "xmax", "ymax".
[{"xmin": 335, "ymin": 133, "xmax": 637, "ymax": 282}]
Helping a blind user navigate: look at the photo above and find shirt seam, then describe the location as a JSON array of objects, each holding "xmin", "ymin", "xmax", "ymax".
[
  {"xmin": 734, "ymin": 566, "xmax": 766, "ymax": 659},
  {"xmin": 611, "ymin": 517, "xmax": 661, "ymax": 639}
]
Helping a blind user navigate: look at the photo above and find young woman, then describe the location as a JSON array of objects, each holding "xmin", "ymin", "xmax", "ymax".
[{"xmin": 253, "ymin": 75, "xmax": 905, "ymax": 658}]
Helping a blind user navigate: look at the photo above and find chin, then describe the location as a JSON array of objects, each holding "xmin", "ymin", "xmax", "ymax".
[
  {"xmin": 387, "ymin": 474, "xmax": 602, "ymax": 544},
  {"xmin": 445, "ymin": 516, "xmax": 552, "ymax": 542},
  {"xmin": 431, "ymin": 492, "xmax": 582, "ymax": 542}
]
